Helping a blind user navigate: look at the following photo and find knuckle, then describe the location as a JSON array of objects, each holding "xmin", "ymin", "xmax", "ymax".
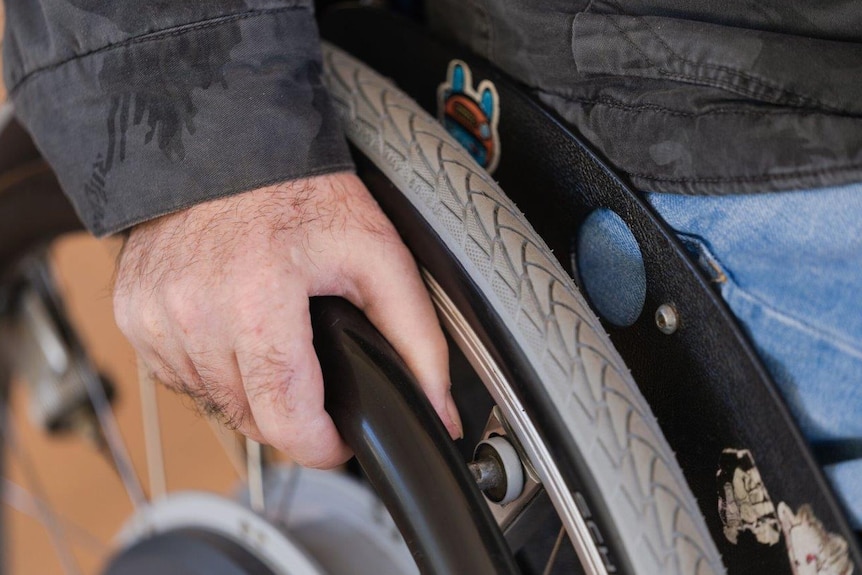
[
  {"xmin": 245, "ymin": 370, "xmax": 297, "ymax": 419},
  {"xmin": 169, "ymin": 298, "xmax": 198, "ymax": 336},
  {"xmin": 164, "ymin": 286, "xmax": 187, "ymax": 317},
  {"xmin": 113, "ymin": 302, "xmax": 133, "ymax": 337},
  {"xmin": 139, "ymin": 304, "xmax": 163, "ymax": 339},
  {"xmin": 112, "ymin": 291, "xmax": 138, "ymax": 337}
]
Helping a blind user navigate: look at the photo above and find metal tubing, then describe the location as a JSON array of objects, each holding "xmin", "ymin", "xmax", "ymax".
[{"xmin": 311, "ymin": 297, "xmax": 518, "ymax": 575}]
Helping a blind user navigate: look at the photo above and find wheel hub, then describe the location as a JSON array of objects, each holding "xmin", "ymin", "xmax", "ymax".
[
  {"xmin": 107, "ymin": 466, "xmax": 417, "ymax": 575},
  {"xmin": 103, "ymin": 528, "xmax": 280, "ymax": 575}
]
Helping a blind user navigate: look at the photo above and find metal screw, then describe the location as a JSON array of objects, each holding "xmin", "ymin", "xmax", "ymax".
[
  {"xmin": 655, "ymin": 304, "xmax": 679, "ymax": 335},
  {"xmin": 468, "ymin": 457, "xmax": 505, "ymax": 493}
]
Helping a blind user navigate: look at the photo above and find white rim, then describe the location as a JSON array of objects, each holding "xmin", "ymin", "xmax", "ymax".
[{"xmin": 116, "ymin": 491, "xmax": 324, "ymax": 575}]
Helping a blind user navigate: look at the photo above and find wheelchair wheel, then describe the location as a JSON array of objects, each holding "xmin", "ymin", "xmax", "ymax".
[
  {"xmin": 322, "ymin": 42, "xmax": 726, "ymax": 575},
  {"xmin": 0, "ymin": 47, "xmax": 724, "ymax": 575}
]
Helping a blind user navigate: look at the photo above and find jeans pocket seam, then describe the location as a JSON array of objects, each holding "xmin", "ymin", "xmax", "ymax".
[{"xmin": 680, "ymin": 232, "xmax": 862, "ymax": 361}]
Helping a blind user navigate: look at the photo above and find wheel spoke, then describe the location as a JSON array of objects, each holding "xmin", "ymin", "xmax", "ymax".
[
  {"xmin": 207, "ymin": 419, "xmax": 247, "ymax": 480},
  {"xmin": 8, "ymin": 256, "xmax": 146, "ymax": 508},
  {"xmin": 542, "ymin": 527, "xmax": 566, "ymax": 575},
  {"xmin": 276, "ymin": 463, "xmax": 302, "ymax": 524},
  {"xmin": 81, "ymin": 365, "xmax": 147, "ymax": 508},
  {"xmin": 501, "ymin": 488, "xmax": 557, "ymax": 551},
  {"xmin": 2, "ymin": 478, "xmax": 108, "ymax": 553},
  {"xmin": 246, "ymin": 438, "xmax": 264, "ymax": 513},
  {"xmin": 4, "ymin": 421, "xmax": 82, "ymax": 575},
  {"xmin": 138, "ymin": 359, "xmax": 166, "ymax": 501}
]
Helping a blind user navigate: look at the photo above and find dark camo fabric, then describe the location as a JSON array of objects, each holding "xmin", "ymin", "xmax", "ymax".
[
  {"xmin": 428, "ymin": 0, "xmax": 862, "ymax": 195},
  {"xmin": 4, "ymin": 1, "xmax": 862, "ymax": 235},
  {"xmin": 3, "ymin": 1, "xmax": 353, "ymax": 236}
]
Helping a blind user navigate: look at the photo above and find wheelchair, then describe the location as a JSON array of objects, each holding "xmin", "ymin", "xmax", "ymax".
[{"xmin": 0, "ymin": 4, "xmax": 859, "ymax": 574}]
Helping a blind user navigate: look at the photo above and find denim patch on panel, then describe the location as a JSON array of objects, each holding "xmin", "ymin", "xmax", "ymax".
[{"xmin": 574, "ymin": 208, "xmax": 647, "ymax": 328}]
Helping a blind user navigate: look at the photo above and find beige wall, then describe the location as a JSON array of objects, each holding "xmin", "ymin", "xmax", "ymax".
[{"xmin": 6, "ymin": 237, "xmax": 239, "ymax": 574}]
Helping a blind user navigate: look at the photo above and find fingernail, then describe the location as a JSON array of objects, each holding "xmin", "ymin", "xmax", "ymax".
[{"xmin": 445, "ymin": 392, "xmax": 464, "ymax": 440}]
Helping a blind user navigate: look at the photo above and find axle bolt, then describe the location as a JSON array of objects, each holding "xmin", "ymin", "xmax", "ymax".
[{"xmin": 469, "ymin": 436, "xmax": 525, "ymax": 505}]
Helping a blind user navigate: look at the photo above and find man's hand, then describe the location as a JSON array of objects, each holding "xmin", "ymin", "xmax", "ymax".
[{"xmin": 114, "ymin": 172, "xmax": 462, "ymax": 468}]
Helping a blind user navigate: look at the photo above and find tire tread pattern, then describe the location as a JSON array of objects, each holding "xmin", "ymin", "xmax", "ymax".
[{"xmin": 322, "ymin": 44, "xmax": 724, "ymax": 575}]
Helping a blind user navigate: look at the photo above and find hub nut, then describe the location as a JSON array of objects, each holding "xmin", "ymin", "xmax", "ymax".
[{"xmin": 469, "ymin": 436, "xmax": 525, "ymax": 505}]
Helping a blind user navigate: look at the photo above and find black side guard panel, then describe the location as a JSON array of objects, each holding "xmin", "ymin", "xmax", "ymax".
[
  {"xmin": 321, "ymin": 8, "xmax": 862, "ymax": 573},
  {"xmin": 313, "ymin": 297, "xmax": 518, "ymax": 575}
]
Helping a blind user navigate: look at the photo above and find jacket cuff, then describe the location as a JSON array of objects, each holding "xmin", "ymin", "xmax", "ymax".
[{"xmin": 10, "ymin": 7, "xmax": 353, "ymax": 236}]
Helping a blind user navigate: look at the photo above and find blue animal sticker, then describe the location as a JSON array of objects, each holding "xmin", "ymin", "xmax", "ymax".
[{"xmin": 438, "ymin": 60, "xmax": 501, "ymax": 174}]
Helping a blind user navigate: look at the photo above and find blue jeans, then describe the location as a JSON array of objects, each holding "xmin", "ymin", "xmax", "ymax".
[{"xmin": 580, "ymin": 183, "xmax": 862, "ymax": 528}]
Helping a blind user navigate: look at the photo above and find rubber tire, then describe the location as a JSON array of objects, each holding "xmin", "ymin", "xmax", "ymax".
[{"xmin": 321, "ymin": 42, "xmax": 725, "ymax": 575}]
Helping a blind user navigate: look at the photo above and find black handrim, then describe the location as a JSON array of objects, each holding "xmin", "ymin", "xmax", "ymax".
[{"xmin": 313, "ymin": 297, "xmax": 519, "ymax": 575}]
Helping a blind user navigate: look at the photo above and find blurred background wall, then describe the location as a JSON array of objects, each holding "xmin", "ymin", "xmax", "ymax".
[{"xmin": 1, "ymin": 6, "xmax": 240, "ymax": 573}]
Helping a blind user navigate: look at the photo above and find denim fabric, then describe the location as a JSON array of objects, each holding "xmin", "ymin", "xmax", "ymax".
[
  {"xmin": 824, "ymin": 460, "xmax": 862, "ymax": 529},
  {"xmin": 643, "ymin": 184, "xmax": 862, "ymax": 528},
  {"xmin": 575, "ymin": 208, "xmax": 647, "ymax": 327}
]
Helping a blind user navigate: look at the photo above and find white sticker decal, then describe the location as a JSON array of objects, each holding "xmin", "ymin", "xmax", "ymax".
[
  {"xmin": 778, "ymin": 502, "xmax": 853, "ymax": 575},
  {"xmin": 717, "ymin": 449, "xmax": 781, "ymax": 545}
]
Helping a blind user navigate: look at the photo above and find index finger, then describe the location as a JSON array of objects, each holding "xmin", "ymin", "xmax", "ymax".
[{"xmin": 345, "ymin": 239, "xmax": 463, "ymax": 440}]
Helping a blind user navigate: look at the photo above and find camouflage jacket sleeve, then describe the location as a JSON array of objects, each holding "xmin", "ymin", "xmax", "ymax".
[{"xmin": 2, "ymin": 1, "xmax": 353, "ymax": 236}]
